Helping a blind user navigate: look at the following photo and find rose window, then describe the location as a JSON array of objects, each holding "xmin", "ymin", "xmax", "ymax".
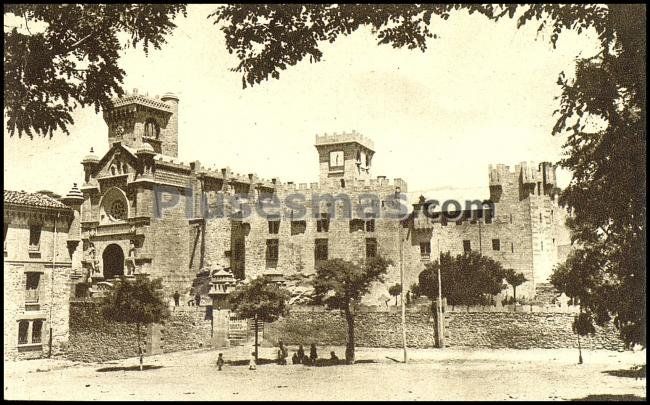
[{"xmin": 109, "ymin": 200, "xmax": 127, "ymax": 221}]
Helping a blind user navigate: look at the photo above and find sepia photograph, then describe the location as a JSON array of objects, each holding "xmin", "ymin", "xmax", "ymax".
[{"xmin": 3, "ymin": 3, "xmax": 646, "ymax": 401}]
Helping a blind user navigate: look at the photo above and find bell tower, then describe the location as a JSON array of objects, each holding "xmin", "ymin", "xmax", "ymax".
[
  {"xmin": 103, "ymin": 89, "xmax": 179, "ymax": 157},
  {"xmin": 314, "ymin": 131, "xmax": 375, "ymax": 186}
]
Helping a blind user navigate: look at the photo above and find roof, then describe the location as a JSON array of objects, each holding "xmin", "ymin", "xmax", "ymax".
[
  {"xmin": 4, "ymin": 190, "xmax": 70, "ymax": 210},
  {"xmin": 110, "ymin": 94, "xmax": 173, "ymax": 113}
]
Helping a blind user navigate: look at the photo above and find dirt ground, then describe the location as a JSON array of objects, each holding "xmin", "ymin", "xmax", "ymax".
[{"xmin": 4, "ymin": 346, "xmax": 646, "ymax": 401}]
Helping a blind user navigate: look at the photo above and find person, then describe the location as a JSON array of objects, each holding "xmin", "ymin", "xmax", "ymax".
[
  {"xmin": 277, "ymin": 340, "xmax": 288, "ymax": 365},
  {"xmin": 297, "ymin": 344, "xmax": 305, "ymax": 364},
  {"xmin": 195, "ymin": 292, "xmax": 201, "ymax": 307},
  {"xmin": 217, "ymin": 353, "xmax": 225, "ymax": 371},
  {"xmin": 249, "ymin": 352, "xmax": 257, "ymax": 370},
  {"xmin": 292, "ymin": 352, "xmax": 299, "ymax": 365},
  {"xmin": 173, "ymin": 291, "xmax": 180, "ymax": 307},
  {"xmin": 330, "ymin": 351, "xmax": 339, "ymax": 365},
  {"xmin": 309, "ymin": 343, "xmax": 318, "ymax": 366}
]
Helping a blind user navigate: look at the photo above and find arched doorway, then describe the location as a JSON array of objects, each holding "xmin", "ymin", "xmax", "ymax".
[{"xmin": 103, "ymin": 244, "xmax": 125, "ymax": 279}]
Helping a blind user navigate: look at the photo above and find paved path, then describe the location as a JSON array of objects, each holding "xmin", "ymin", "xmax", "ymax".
[{"xmin": 5, "ymin": 347, "xmax": 646, "ymax": 401}]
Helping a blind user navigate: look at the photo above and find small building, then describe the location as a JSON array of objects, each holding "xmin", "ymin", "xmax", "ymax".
[{"xmin": 3, "ymin": 187, "xmax": 83, "ymax": 360}]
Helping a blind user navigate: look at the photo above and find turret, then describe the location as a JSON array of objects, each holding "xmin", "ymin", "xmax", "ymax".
[{"xmin": 103, "ymin": 89, "xmax": 179, "ymax": 157}]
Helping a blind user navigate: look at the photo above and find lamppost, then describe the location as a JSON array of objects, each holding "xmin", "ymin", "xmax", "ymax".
[{"xmin": 396, "ymin": 187, "xmax": 407, "ymax": 364}]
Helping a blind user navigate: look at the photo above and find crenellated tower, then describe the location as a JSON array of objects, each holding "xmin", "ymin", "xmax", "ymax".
[{"xmin": 314, "ymin": 131, "xmax": 375, "ymax": 186}]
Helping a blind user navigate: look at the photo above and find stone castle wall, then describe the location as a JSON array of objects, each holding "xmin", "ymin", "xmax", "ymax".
[{"xmin": 264, "ymin": 305, "xmax": 625, "ymax": 351}]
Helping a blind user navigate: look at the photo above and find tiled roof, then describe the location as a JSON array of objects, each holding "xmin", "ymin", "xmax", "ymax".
[{"xmin": 4, "ymin": 190, "xmax": 70, "ymax": 210}]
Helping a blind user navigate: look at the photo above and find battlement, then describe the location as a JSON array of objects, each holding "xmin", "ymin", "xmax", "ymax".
[
  {"xmin": 489, "ymin": 161, "xmax": 557, "ymax": 187},
  {"xmin": 108, "ymin": 89, "xmax": 174, "ymax": 113},
  {"xmin": 315, "ymin": 130, "xmax": 375, "ymax": 151},
  {"xmin": 275, "ymin": 177, "xmax": 407, "ymax": 195}
]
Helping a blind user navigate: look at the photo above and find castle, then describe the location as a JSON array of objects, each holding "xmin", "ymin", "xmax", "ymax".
[{"xmin": 72, "ymin": 89, "xmax": 571, "ymax": 302}]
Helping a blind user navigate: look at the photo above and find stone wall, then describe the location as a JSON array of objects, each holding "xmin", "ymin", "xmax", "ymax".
[
  {"xmin": 67, "ymin": 302, "xmax": 212, "ymax": 362},
  {"xmin": 264, "ymin": 305, "xmax": 625, "ymax": 351}
]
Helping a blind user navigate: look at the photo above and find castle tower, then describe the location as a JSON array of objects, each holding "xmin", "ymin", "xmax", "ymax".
[
  {"xmin": 314, "ymin": 131, "xmax": 375, "ymax": 186},
  {"xmin": 103, "ymin": 89, "xmax": 179, "ymax": 157}
]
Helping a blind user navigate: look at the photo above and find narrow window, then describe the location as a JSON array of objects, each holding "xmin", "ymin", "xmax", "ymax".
[
  {"xmin": 266, "ymin": 239, "xmax": 279, "ymax": 267},
  {"xmin": 290, "ymin": 220, "xmax": 306, "ymax": 235},
  {"xmin": 509, "ymin": 213, "xmax": 513, "ymax": 224},
  {"xmin": 365, "ymin": 218, "xmax": 375, "ymax": 232},
  {"xmin": 463, "ymin": 240, "xmax": 471, "ymax": 253},
  {"xmin": 31, "ymin": 320, "xmax": 43, "ymax": 344},
  {"xmin": 29, "ymin": 224, "xmax": 41, "ymax": 251},
  {"xmin": 340, "ymin": 179, "xmax": 345, "ymax": 188},
  {"xmin": 268, "ymin": 219, "xmax": 280, "ymax": 234},
  {"xmin": 420, "ymin": 242, "xmax": 431, "ymax": 259},
  {"xmin": 316, "ymin": 213, "xmax": 330, "ymax": 233},
  {"xmin": 315, "ymin": 239, "xmax": 328, "ymax": 261},
  {"xmin": 18, "ymin": 321, "xmax": 29, "ymax": 345},
  {"xmin": 553, "ymin": 238, "xmax": 555, "ymax": 245},
  {"xmin": 365, "ymin": 238, "xmax": 377, "ymax": 258},
  {"xmin": 541, "ymin": 241, "xmax": 544, "ymax": 251},
  {"xmin": 349, "ymin": 219, "xmax": 365, "ymax": 233},
  {"xmin": 511, "ymin": 242, "xmax": 514, "ymax": 253},
  {"xmin": 539, "ymin": 212, "xmax": 542, "ymax": 223},
  {"xmin": 26, "ymin": 272, "xmax": 40, "ymax": 290},
  {"xmin": 492, "ymin": 239, "xmax": 500, "ymax": 251}
]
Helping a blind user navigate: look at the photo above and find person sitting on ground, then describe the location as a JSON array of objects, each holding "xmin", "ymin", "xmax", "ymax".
[
  {"xmin": 330, "ymin": 351, "xmax": 339, "ymax": 365},
  {"xmin": 297, "ymin": 344, "xmax": 305, "ymax": 364},
  {"xmin": 217, "ymin": 353, "xmax": 225, "ymax": 371},
  {"xmin": 249, "ymin": 352, "xmax": 257, "ymax": 370},
  {"xmin": 292, "ymin": 352, "xmax": 299, "ymax": 365},
  {"xmin": 302, "ymin": 354, "xmax": 310, "ymax": 365},
  {"xmin": 309, "ymin": 343, "xmax": 318, "ymax": 366}
]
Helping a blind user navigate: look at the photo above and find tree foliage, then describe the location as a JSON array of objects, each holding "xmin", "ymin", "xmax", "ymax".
[
  {"xmin": 312, "ymin": 256, "xmax": 391, "ymax": 364},
  {"xmin": 209, "ymin": 4, "xmax": 610, "ymax": 89},
  {"xmin": 100, "ymin": 276, "xmax": 169, "ymax": 325},
  {"xmin": 504, "ymin": 268, "xmax": 528, "ymax": 303},
  {"xmin": 388, "ymin": 283, "xmax": 402, "ymax": 305},
  {"xmin": 419, "ymin": 252, "xmax": 507, "ymax": 306},
  {"xmin": 4, "ymin": 4, "xmax": 186, "ymax": 138},
  {"xmin": 228, "ymin": 276, "xmax": 290, "ymax": 323}
]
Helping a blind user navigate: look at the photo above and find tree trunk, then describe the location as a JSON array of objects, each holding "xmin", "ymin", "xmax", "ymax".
[
  {"xmin": 254, "ymin": 314, "xmax": 259, "ymax": 362},
  {"xmin": 344, "ymin": 304, "xmax": 355, "ymax": 365},
  {"xmin": 394, "ymin": 296, "xmax": 398, "ymax": 306},
  {"xmin": 577, "ymin": 333, "xmax": 583, "ymax": 364},
  {"xmin": 513, "ymin": 286, "xmax": 517, "ymax": 312},
  {"xmin": 137, "ymin": 323, "xmax": 143, "ymax": 371}
]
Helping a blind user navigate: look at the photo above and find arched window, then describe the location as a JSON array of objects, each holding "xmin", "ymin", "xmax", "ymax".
[
  {"xmin": 144, "ymin": 118, "xmax": 159, "ymax": 139},
  {"xmin": 100, "ymin": 187, "xmax": 129, "ymax": 223}
]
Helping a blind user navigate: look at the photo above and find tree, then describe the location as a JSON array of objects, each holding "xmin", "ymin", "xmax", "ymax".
[
  {"xmin": 504, "ymin": 269, "xmax": 528, "ymax": 308},
  {"xmin": 4, "ymin": 4, "xmax": 187, "ymax": 138},
  {"xmin": 409, "ymin": 282, "xmax": 421, "ymax": 298},
  {"xmin": 212, "ymin": 4, "xmax": 645, "ymax": 348},
  {"xmin": 100, "ymin": 276, "xmax": 170, "ymax": 371},
  {"xmin": 419, "ymin": 252, "xmax": 507, "ymax": 307},
  {"xmin": 573, "ymin": 311, "xmax": 597, "ymax": 364},
  {"xmin": 312, "ymin": 256, "xmax": 391, "ymax": 364},
  {"xmin": 388, "ymin": 283, "xmax": 402, "ymax": 306},
  {"xmin": 228, "ymin": 276, "xmax": 290, "ymax": 361}
]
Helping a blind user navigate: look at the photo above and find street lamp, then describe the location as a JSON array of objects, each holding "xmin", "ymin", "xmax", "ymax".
[{"xmin": 396, "ymin": 187, "xmax": 407, "ymax": 363}]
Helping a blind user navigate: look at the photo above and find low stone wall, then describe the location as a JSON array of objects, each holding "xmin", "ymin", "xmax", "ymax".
[
  {"xmin": 67, "ymin": 302, "xmax": 212, "ymax": 362},
  {"xmin": 446, "ymin": 312, "xmax": 625, "ymax": 350},
  {"xmin": 265, "ymin": 305, "xmax": 625, "ymax": 351},
  {"xmin": 160, "ymin": 306, "xmax": 212, "ymax": 353}
]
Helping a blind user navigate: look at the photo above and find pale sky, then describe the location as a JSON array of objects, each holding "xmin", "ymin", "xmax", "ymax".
[{"xmin": 4, "ymin": 5, "xmax": 601, "ymax": 203}]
